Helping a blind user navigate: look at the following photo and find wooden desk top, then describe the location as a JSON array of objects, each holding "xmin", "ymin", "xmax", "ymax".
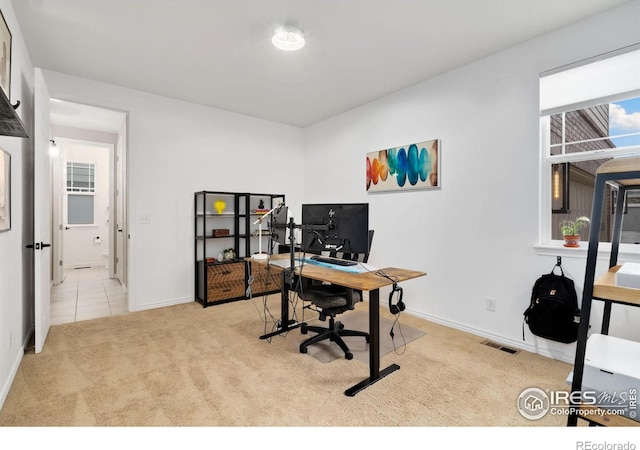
[{"xmin": 253, "ymin": 253, "xmax": 426, "ymax": 291}]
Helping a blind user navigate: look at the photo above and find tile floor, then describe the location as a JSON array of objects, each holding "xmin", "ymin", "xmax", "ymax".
[{"xmin": 50, "ymin": 267, "xmax": 129, "ymax": 325}]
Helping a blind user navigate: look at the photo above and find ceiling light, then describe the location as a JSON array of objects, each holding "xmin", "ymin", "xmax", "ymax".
[{"xmin": 272, "ymin": 26, "xmax": 305, "ymax": 51}]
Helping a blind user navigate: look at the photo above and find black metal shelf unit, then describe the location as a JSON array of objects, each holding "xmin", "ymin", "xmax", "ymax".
[
  {"xmin": 568, "ymin": 158, "xmax": 640, "ymax": 427},
  {"xmin": 194, "ymin": 191, "xmax": 285, "ymax": 307}
]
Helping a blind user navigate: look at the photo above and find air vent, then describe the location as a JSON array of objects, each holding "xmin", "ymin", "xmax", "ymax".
[{"xmin": 481, "ymin": 340, "xmax": 520, "ymax": 355}]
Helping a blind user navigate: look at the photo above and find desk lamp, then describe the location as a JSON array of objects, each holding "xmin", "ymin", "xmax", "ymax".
[{"xmin": 251, "ymin": 202, "xmax": 283, "ymax": 259}]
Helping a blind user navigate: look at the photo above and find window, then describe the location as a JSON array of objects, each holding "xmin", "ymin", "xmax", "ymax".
[
  {"xmin": 66, "ymin": 161, "xmax": 95, "ymax": 225},
  {"xmin": 66, "ymin": 162, "xmax": 95, "ymax": 192},
  {"xmin": 67, "ymin": 194, "xmax": 94, "ymax": 225},
  {"xmin": 540, "ymin": 47, "xmax": 640, "ymax": 244},
  {"xmin": 544, "ymin": 98, "xmax": 640, "ymax": 242}
]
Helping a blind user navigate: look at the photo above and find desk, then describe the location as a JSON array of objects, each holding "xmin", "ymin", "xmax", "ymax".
[{"xmin": 255, "ymin": 253, "xmax": 426, "ymax": 396}]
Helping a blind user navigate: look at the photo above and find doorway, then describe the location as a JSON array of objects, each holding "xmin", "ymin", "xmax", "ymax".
[{"xmin": 48, "ymin": 100, "xmax": 129, "ymax": 325}]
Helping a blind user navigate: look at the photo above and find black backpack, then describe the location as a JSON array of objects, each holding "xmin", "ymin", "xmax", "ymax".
[{"xmin": 523, "ymin": 262, "xmax": 581, "ymax": 344}]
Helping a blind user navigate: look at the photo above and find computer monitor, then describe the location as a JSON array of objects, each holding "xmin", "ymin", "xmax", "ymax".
[
  {"xmin": 269, "ymin": 204, "xmax": 288, "ymax": 246},
  {"xmin": 301, "ymin": 203, "xmax": 369, "ymax": 255}
]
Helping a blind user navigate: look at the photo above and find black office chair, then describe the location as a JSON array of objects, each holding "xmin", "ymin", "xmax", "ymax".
[{"xmin": 298, "ymin": 230, "xmax": 374, "ymax": 360}]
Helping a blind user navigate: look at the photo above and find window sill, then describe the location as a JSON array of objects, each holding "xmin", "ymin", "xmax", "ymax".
[{"xmin": 535, "ymin": 241, "xmax": 640, "ymax": 262}]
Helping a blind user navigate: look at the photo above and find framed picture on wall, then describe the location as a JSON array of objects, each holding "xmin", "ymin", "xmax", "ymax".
[
  {"xmin": 0, "ymin": 9, "xmax": 11, "ymax": 98},
  {"xmin": 0, "ymin": 147, "xmax": 10, "ymax": 232},
  {"xmin": 366, "ymin": 139, "xmax": 440, "ymax": 192}
]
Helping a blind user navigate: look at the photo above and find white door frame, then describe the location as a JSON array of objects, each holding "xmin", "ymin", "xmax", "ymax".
[
  {"xmin": 115, "ymin": 126, "xmax": 127, "ymax": 288},
  {"xmin": 51, "ymin": 140, "xmax": 64, "ymax": 285},
  {"xmin": 47, "ymin": 98, "xmax": 130, "ymax": 312},
  {"xmin": 56, "ymin": 137, "xmax": 114, "ymax": 271}
]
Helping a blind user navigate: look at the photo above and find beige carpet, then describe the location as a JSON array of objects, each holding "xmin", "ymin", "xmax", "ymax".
[
  {"xmin": 299, "ymin": 311, "xmax": 426, "ymax": 363},
  {"xmin": 0, "ymin": 294, "xmax": 574, "ymax": 427}
]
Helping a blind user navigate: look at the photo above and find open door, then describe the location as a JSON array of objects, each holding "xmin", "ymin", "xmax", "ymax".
[
  {"xmin": 51, "ymin": 138, "xmax": 63, "ymax": 285},
  {"xmin": 33, "ymin": 68, "xmax": 52, "ymax": 353},
  {"xmin": 115, "ymin": 125, "xmax": 127, "ymax": 288}
]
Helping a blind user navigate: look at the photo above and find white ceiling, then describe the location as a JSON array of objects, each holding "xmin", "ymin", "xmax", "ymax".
[{"xmin": 11, "ymin": 0, "xmax": 632, "ymax": 129}]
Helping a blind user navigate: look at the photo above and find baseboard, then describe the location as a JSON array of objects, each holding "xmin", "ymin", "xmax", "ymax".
[
  {"xmin": 0, "ymin": 346, "xmax": 24, "ymax": 413},
  {"xmin": 63, "ymin": 262, "xmax": 106, "ymax": 270},
  {"xmin": 407, "ymin": 309, "xmax": 576, "ymax": 364},
  {"xmin": 134, "ymin": 296, "xmax": 192, "ymax": 312}
]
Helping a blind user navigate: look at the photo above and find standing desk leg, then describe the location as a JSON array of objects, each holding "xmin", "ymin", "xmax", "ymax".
[
  {"xmin": 344, "ymin": 288, "xmax": 400, "ymax": 396},
  {"xmin": 259, "ymin": 269, "xmax": 302, "ymax": 340}
]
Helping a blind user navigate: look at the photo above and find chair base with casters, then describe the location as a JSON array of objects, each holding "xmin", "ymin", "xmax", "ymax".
[{"xmin": 298, "ymin": 284, "xmax": 370, "ymax": 360}]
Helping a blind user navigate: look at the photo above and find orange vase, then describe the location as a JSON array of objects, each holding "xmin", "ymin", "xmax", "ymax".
[{"xmin": 563, "ymin": 235, "xmax": 580, "ymax": 248}]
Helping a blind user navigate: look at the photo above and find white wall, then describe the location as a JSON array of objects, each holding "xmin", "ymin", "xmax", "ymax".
[
  {"xmin": 303, "ymin": 1, "xmax": 640, "ymax": 363},
  {"xmin": 0, "ymin": 0, "xmax": 34, "ymax": 410},
  {"xmin": 41, "ymin": 70, "xmax": 306, "ymax": 310}
]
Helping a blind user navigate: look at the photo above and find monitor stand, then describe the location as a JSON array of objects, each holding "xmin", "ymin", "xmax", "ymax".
[
  {"xmin": 258, "ymin": 218, "xmax": 331, "ymax": 340},
  {"xmin": 259, "ymin": 218, "xmax": 303, "ymax": 339}
]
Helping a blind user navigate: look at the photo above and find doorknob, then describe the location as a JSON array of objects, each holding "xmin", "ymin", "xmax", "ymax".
[
  {"xmin": 25, "ymin": 242, "xmax": 51, "ymax": 250},
  {"xmin": 118, "ymin": 229, "xmax": 123, "ymax": 232},
  {"xmin": 65, "ymin": 226, "xmax": 70, "ymax": 230}
]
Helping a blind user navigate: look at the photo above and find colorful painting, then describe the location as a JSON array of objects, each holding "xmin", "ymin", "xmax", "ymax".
[{"xmin": 366, "ymin": 139, "xmax": 440, "ymax": 192}]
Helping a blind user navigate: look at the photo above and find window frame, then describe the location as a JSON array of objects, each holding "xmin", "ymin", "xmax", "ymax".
[
  {"xmin": 537, "ymin": 45, "xmax": 640, "ymax": 258},
  {"xmin": 65, "ymin": 161, "xmax": 97, "ymax": 227},
  {"xmin": 66, "ymin": 161, "xmax": 96, "ymax": 193},
  {"xmin": 539, "ymin": 102, "xmax": 640, "ymax": 246}
]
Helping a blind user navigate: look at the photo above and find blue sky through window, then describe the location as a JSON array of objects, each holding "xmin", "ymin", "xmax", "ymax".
[{"xmin": 610, "ymin": 96, "xmax": 640, "ymax": 147}]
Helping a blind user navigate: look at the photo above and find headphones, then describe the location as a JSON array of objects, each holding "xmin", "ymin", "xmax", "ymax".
[{"xmin": 388, "ymin": 283, "xmax": 405, "ymax": 315}]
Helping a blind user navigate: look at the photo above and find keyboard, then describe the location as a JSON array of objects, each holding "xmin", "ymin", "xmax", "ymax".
[{"xmin": 310, "ymin": 255, "xmax": 358, "ymax": 266}]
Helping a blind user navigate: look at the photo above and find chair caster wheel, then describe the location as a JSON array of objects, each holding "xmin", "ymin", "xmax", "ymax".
[
  {"xmin": 345, "ymin": 352, "xmax": 353, "ymax": 360},
  {"xmin": 300, "ymin": 345, "xmax": 307, "ymax": 354},
  {"xmin": 365, "ymin": 336, "xmax": 370, "ymax": 343},
  {"xmin": 337, "ymin": 322, "xmax": 344, "ymax": 330},
  {"xmin": 301, "ymin": 324, "xmax": 308, "ymax": 334}
]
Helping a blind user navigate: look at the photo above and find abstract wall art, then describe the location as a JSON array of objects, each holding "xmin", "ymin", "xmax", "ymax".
[{"xmin": 366, "ymin": 139, "xmax": 440, "ymax": 192}]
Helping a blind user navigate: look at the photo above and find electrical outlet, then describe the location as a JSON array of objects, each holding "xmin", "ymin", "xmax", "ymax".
[
  {"xmin": 486, "ymin": 298, "xmax": 496, "ymax": 312},
  {"xmin": 138, "ymin": 214, "xmax": 151, "ymax": 224}
]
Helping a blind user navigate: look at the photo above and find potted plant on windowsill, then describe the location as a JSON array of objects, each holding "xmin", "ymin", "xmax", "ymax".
[{"xmin": 560, "ymin": 216, "xmax": 590, "ymax": 248}]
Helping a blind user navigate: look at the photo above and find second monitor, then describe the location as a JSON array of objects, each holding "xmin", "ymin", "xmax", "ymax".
[
  {"xmin": 269, "ymin": 203, "xmax": 289, "ymax": 246},
  {"xmin": 301, "ymin": 203, "xmax": 369, "ymax": 255}
]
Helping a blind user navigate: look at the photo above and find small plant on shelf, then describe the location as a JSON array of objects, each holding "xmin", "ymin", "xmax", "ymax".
[
  {"xmin": 560, "ymin": 216, "xmax": 590, "ymax": 248},
  {"xmin": 222, "ymin": 248, "xmax": 237, "ymax": 260}
]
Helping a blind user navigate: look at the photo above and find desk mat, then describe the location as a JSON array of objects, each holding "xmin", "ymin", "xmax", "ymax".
[
  {"xmin": 297, "ymin": 311, "xmax": 427, "ymax": 364},
  {"xmin": 268, "ymin": 258, "xmax": 376, "ymax": 273},
  {"xmin": 299, "ymin": 258, "xmax": 377, "ymax": 273}
]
